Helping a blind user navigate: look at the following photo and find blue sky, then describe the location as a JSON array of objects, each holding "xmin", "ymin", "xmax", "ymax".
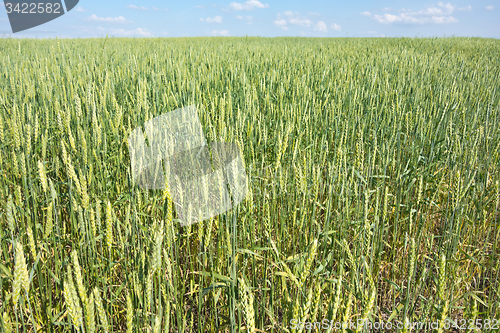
[{"xmin": 0, "ymin": 0, "xmax": 499, "ymax": 38}]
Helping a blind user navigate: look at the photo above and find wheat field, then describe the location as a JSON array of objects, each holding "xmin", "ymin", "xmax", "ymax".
[{"xmin": 0, "ymin": 36, "xmax": 499, "ymax": 332}]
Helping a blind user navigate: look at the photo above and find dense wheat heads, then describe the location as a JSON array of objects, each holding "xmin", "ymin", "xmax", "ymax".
[{"xmin": 0, "ymin": 36, "xmax": 498, "ymax": 332}]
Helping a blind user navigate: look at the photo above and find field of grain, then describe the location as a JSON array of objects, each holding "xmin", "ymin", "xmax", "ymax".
[{"xmin": 0, "ymin": 36, "xmax": 499, "ymax": 332}]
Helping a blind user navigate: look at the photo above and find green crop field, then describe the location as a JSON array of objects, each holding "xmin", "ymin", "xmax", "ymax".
[{"xmin": 0, "ymin": 36, "xmax": 499, "ymax": 332}]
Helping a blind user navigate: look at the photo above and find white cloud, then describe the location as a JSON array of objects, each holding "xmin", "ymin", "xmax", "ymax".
[
  {"xmin": 485, "ymin": 5, "xmax": 494, "ymax": 10},
  {"xmin": 75, "ymin": 6, "xmax": 86, "ymax": 12},
  {"xmin": 422, "ymin": 7, "xmax": 443, "ymax": 15},
  {"xmin": 432, "ymin": 16, "xmax": 459, "ymax": 23},
  {"xmin": 229, "ymin": 0, "xmax": 268, "ymax": 11},
  {"xmin": 274, "ymin": 16, "xmax": 288, "ymax": 30},
  {"xmin": 275, "ymin": 11, "xmax": 338, "ymax": 31},
  {"xmin": 98, "ymin": 27, "xmax": 152, "ymax": 37},
  {"xmin": 458, "ymin": 5, "xmax": 472, "ymax": 11},
  {"xmin": 331, "ymin": 23, "xmax": 341, "ymax": 31},
  {"xmin": 382, "ymin": 7, "xmax": 392, "ymax": 11},
  {"xmin": 196, "ymin": 5, "xmax": 205, "ymax": 9},
  {"xmin": 86, "ymin": 14, "xmax": 133, "ymax": 23},
  {"xmin": 438, "ymin": 2, "xmax": 455, "ymax": 14},
  {"xmin": 200, "ymin": 16, "xmax": 223, "ymax": 23},
  {"xmin": 127, "ymin": 4, "xmax": 148, "ymax": 10},
  {"xmin": 211, "ymin": 29, "xmax": 229, "ymax": 36},
  {"xmin": 314, "ymin": 21, "xmax": 327, "ymax": 32},
  {"xmin": 236, "ymin": 15, "xmax": 253, "ymax": 24},
  {"xmin": 373, "ymin": 13, "xmax": 403, "ymax": 23},
  {"xmin": 361, "ymin": 3, "xmax": 459, "ymax": 24},
  {"xmin": 289, "ymin": 18, "xmax": 311, "ymax": 27},
  {"xmin": 279, "ymin": 12, "xmax": 311, "ymax": 27}
]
